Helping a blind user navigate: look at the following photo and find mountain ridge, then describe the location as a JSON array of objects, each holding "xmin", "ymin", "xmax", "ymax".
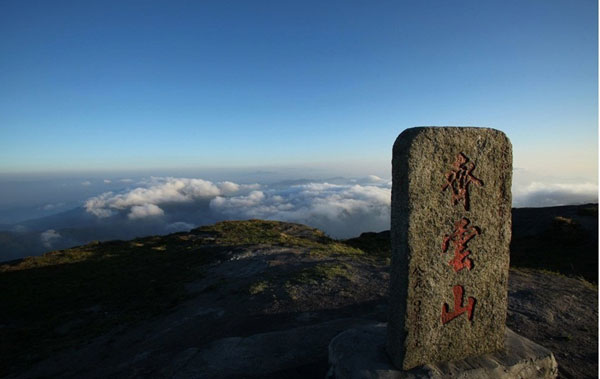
[{"xmin": 0, "ymin": 205, "xmax": 597, "ymax": 378}]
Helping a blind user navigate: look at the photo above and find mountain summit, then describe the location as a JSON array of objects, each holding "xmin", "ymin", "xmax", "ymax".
[{"xmin": 1, "ymin": 206, "xmax": 597, "ymax": 378}]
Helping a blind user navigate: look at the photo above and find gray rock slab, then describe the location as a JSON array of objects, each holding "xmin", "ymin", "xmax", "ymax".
[
  {"xmin": 168, "ymin": 318, "xmax": 369, "ymax": 378},
  {"xmin": 388, "ymin": 127, "xmax": 512, "ymax": 369},
  {"xmin": 329, "ymin": 324, "xmax": 558, "ymax": 379}
]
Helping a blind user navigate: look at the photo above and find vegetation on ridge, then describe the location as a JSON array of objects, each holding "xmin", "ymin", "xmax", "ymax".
[
  {"xmin": 0, "ymin": 219, "xmax": 369, "ymax": 376},
  {"xmin": 195, "ymin": 219, "xmax": 363, "ymax": 257},
  {"xmin": 0, "ymin": 204, "xmax": 596, "ymax": 376}
]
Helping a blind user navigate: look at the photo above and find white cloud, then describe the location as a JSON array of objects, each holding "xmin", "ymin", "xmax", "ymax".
[
  {"xmin": 85, "ymin": 192, "xmax": 117, "ymax": 218},
  {"xmin": 120, "ymin": 178, "xmax": 134, "ymax": 183},
  {"xmin": 364, "ymin": 175, "xmax": 385, "ymax": 183},
  {"xmin": 517, "ymin": 182, "xmax": 597, "ymax": 194},
  {"xmin": 81, "ymin": 174, "xmax": 596, "ymax": 239},
  {"xmin": 85, "ymin": 177, "xmax": 226, "ymax": 218},
  {"xmin": 81, "ymin": 181, "xmax": 91, "ymax": 186},
  {"xmin": 217, "ymin": 181, "xmax": 240, "ymax": 194},
  {"xmin": 128, "ymin": 204, "xmax": 165, "ymax": 219},
  {"xmin": 83, "ymin": 176, "xmax": 392, "ymax": 238},
  {"xmin": 104, "ymin": 179, "xmax": 111, "ymax": 184},
  {"xmin": 211, "ymin": 191, "xmax": 265, "ymax": 209},
  {"xmin": 41, "ymin": 229, "xmax": 61, "ymax": 248},
  {"xmin": 513, "ymin": 181, "xmax": 598, "ymax": 207},
  {"xmin": 217, "ymin": 182, "xmax": 260, "ymax": 194},
  {"xmin": 84, "ymin": 177, "xmax": 265, "ymax": 220},
  {"xmin": 210, "ymin": 182, "xmax": 391, "ymax": 238}
]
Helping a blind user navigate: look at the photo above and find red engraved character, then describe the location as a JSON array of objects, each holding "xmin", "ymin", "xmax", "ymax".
[
  {"xmin": 441, "ymin": 153, "xmax": 483, "ymax": 211},
  {"xmin": 442, "ymin": 217, "xmax": 481, "ymax": 272},
  {"xmin": 441, "ymin": 285, "xmax": 475, "ymax": 325}
]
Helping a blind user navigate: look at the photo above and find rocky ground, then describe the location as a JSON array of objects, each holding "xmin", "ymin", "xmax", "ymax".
[
  {"xmin": 0, "ymin": 207, "xmax": 597, "ymax": 378},
  {"xmin": 507, "ymin": 268, "xmax": 597, "ymax": 379}
]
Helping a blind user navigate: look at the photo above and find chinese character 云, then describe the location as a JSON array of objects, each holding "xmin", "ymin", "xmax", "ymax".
[{"xmin": 442, "ymin": 217, "xmax": 481, "ymax": 272}]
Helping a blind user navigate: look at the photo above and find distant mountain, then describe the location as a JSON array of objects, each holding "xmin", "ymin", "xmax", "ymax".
[
  {"xmin": 1, "ymin": 203, "xmax": 598, "ymax": 279},
  {"xmin": 510, "ymin": 203, "xmax": 598, "ymax": 282},
  {"xmin": 345, "ymin": 203, "xmax": 598, "ymax": 283},
  {"xmin": 0, "ymin": 205, "xmax": 213, "ymax": 261}
]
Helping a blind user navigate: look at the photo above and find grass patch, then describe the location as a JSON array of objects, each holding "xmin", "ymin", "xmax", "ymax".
[
  {"xmin": 289, "ymin": 262, "xmax": 355, "ymax": 285},
  {"xmin": 197, "ymin": 220, "xmax": 365, "ymax": 258},
  {"xmin": 248, "ymin": 280, "xmax": 269, "ymax": 295},
  {"xmin": 577, "ymin": 204, "xmax": 598, "ymax": 217},
  {"xmin": 512, "ymin": 267, "xmax": 597, "ymax": 290},
  {"xmin": 195, "ymin": 219, "xmax": 327, "ymax": 246},
  {"xmin": 0, "ymin": 219, "xmax": 370, "ymax": 376},
  {"xmin": 284, "ymin": 263, "xmax": 356, "ymax": 301},
  {"xmin": 510, "ymin": 214, "xmax": 597, "ymax": 283},
  {"xmin": 0, "ymin": 238, "xmax": 223, "ymax": 376},
  {"xmin": 535, "ymin": 268, "xmax": 597, "ymax": 290},
  {"xmin": 343, "ymin": 231, "xmax": 391, "ymax": 259},
  {"xmin": 309, "ymin": 243, "xmax": 364, "ymax": 258}
]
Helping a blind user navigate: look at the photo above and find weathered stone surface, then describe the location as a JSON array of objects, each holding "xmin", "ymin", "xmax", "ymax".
[
  {"xmin": 329, "ymin": 324, "xmax": 558, "ymax": 379},
  {"xmin": 169, "ymin": 318, "xmax": 369, "ymax": 378},
  {"xmin": 387, "ymin": 127, "xmax": 512, "ymax": 369}
]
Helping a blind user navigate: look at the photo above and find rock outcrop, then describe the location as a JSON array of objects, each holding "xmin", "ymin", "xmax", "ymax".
[{"xmin": 1, "ymin": 219, "xmax": 596, "ymax": 378}]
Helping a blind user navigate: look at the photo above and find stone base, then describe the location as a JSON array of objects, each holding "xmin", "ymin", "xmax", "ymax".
[{"xmin": 328, "ymin": 324, "xmax": 558, "ymax": 379}]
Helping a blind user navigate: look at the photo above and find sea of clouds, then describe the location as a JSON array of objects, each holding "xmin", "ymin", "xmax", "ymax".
[
  {"xmin": 0, "ymin": 173, "xmax": 596, "ymax": 262},
  {"xmin": 83, "ymin": 175, "xmax": 392, "ymax": 238},
  {"xmin": 512, "ymin": 181, "xmax": 598, "ymax": 208},
  {"xmin": 81, "ymin": 174, "xmax": 597, "ymax": 240}
]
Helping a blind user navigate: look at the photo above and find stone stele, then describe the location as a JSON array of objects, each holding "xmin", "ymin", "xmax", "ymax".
[{"xmin": 387, "ymin": 127, "xmax": 512, "ymax": 370}]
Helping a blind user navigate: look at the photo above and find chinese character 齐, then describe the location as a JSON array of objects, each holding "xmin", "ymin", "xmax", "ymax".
[{"xmin": 441, "ymin": 153, "xmax": 483, "ymax": 211}]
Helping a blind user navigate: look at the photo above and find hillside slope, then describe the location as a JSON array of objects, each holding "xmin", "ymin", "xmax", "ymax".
[
  {"xmin": 1, "ymin": 214, "xmax": 597, "ymax": 378},
  {"xmin": 345, "ymin": 203, "xmax": 599, "ymax": 283}
]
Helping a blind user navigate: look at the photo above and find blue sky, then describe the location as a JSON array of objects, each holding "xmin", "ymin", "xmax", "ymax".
[
  {"xmin": 0, "ymin": 0, "xmax": 597, "ymax": 178},
  {"xmin": 0, "ymin": 1, "xmax": 597, "ymax": 258}
]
